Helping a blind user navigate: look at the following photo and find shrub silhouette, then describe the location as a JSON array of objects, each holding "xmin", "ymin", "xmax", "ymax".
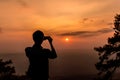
[
  {"xmin": 0, "ymin": 58, "xmax": 31, "ymax": 80},
  {"xmin": 94, "ymin": 14, "xmax": 120, "ymax": 80},
  {"xmin": 0, "ymin": 58, "xmax": 15, "ymax": 80}
]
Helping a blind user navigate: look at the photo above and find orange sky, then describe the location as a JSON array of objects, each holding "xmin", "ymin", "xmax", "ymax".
[{"xmin": 0, "ymin": 0, "xmax": 120, "ymax": 53}]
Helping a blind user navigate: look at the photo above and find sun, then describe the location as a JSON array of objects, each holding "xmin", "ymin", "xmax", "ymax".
[{"xmin": 65, "ymin": 38, "xmax": 69, "ymax": 42}]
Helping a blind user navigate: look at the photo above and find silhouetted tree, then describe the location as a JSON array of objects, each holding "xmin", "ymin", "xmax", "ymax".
[
  {"xmin": 0, "ymin": 58, "xmax": 31, "ymax": 80},
  {"xmin": 0, "ymin": 58, "xmax": 15, "ymax": 80},
  {"xmin": 94, "ymin": 14, "xmax": 120, "ymax": 80}
]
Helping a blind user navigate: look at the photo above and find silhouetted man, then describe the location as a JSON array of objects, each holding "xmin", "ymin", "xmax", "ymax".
[{"xmin": 25, "ymin": 30, "xmax": 57, "ymax": 80}]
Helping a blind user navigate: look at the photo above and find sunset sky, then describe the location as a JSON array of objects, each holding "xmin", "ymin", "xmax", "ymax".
[
  {"xmin": 1, "ymin": 0, "xmax": 120, "ymax": 76},
  {"xmin": 0, "ymin": 0, "xmax": 120, "ymax": 53}
]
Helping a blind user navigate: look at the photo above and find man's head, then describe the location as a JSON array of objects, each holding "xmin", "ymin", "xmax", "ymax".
[{"xmin": 33, "ymin": 30, "xmax": 44, "ymax": 44}]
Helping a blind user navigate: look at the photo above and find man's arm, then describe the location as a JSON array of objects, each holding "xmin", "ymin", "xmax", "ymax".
[
  {"xmin": 25, "ymin": 47, "xmax": 32, "ymax": 58},
  {"xmin": 48, "ymin": 36, "xmax": 57, "ymax": 59}
]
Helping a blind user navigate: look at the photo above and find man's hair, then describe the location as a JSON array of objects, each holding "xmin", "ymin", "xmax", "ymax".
[{"xmin": 32, "ymin": 30, "xmax": 44, "ymax": 42}]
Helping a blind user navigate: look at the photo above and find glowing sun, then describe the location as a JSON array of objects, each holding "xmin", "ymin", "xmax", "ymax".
[{"xmin": 65, "ymin": 38, "xmax": 69, "ymax": 42}]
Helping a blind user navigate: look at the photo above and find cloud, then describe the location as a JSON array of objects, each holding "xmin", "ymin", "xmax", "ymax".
[
  {"xmin": 16, "ymin": 0, "xmax": 28, "ymax": 7},
  {"xmin": 83, "ymin": 18, "xmax": 89, "ymax": 22},
  {"xmin": 79, "ymin": 18, "xmax": 95, "ymax": 24},
  {"xmin": 58, "ymin": 28, "xmax": 113, "ymax": 37},
  {"xmin": 0, "ymin": 0, "xmax": 28, "ymax": 7},
  {"xmin": 107, "ymin": 22, "xmax": 113, "ymax": 26}
]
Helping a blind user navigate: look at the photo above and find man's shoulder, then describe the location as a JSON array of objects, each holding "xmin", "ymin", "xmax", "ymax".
[{"xmin": 25, "ymin": 47, "xmax": 32, "ymax": 52}]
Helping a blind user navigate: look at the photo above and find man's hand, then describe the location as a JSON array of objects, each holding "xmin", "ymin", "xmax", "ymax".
[{"xmin": 48, "ymin": 36, "xmax": 53, "ymax": 43}]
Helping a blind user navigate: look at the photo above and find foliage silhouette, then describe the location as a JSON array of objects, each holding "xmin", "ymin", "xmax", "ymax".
[
  {"xmin": 0, "ymin": 58, "xmax": 31, "ymax": 80},
  {"xmin": 94, "ymin": 14, "xmax": 120, "ymax": 80},
  {"xmin": 0, "ymin": 59, "xmax": 15, "ymax": 79}
]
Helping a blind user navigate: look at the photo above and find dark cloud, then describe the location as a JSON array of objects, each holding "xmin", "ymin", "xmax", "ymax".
[
  {"xmin": 16, "ymin": 0, "xmax": 28, "ymax": 7},
  {"xmin": 81, "ymin": 18, "xmax": 113, "ymax": 25},
  {"xmin": 80, "ymin": 18, "xmax": 94, "ymax": 24},
  {"xmin": 83, "ymin": 18, "xmax": 89, "ymax": 21},
  {"xmin": 97, "ymin": 28, "xmax": 113, "ymax": 33},
  {"xmin": 107, "ymin": 22, "xmax": 113, "ymax": 25},
  {"xmin": 0, "ymin": 0, "xmax": 28, "ymax": 7},
  {"xmin": 58, "ymin": 28, "xmax": 113, "ymax": 37}
]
